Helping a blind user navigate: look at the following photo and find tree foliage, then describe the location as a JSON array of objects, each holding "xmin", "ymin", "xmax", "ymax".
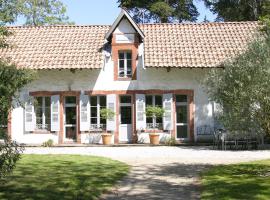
[
  {"xmin": 0, "ymin": 0, "xmax": 72, "ymax": 26},
  {"xmin": 118, "ymin": 0, "xmax": 199, "ymax": 23},
  {"xmin": 19, "ymin": 0, "xmax": 73, "ymax": 26},
  {"xmin": 0, "ymin": 61, "xmax": 36, "ymax": 127},
  {"xmin": 203, "ymin": 0, "xmax": 268, "ymax": 21},
  {"xmin": 203, "ymin": 34, "xmax": 270, "ymax": 136}
]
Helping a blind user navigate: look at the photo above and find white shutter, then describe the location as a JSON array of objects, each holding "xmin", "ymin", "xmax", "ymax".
[
  {"xmin": 80, "ymin": 94, "xmax": 90, "ymax": 131},
  {"xmin": 51, "ymin": 95, "xmax": 60, "ymax": 132},
  {"xmin": 106, "ymin": 94, "xmax": 116, "ymax": 131},
  {"xmin": 163, "ymin": 93, "xmax": 173, "ymax": 130},
  {"xmin": 24, "ymin": 92, "xmax": 35, "ymax": 132},
  {"xmin": 136, "ymin": 94, "xmax": 146, "ymax": 130}
]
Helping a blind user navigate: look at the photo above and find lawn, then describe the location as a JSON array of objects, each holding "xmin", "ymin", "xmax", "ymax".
[
  {"xmin": 0, "ymin": 154, "xmax": 129, "ymax": 200},
  {"xmin": 201, "ymin": 159, "xmax": 270, "ymax": 200}
]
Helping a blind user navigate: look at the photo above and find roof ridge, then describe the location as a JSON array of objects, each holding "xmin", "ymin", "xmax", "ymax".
[
  {"xmin": 6, "ymin": 24, "xmax": 111, "ymax": 28},
  {"xmin": 139, "ymin": 21, "xmax": 258, "ymax": 26}
]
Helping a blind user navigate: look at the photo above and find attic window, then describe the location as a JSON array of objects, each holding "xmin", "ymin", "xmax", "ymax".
[{"xmin": 118, "ymin": 51, "xmax": 132, "ymax": 78}]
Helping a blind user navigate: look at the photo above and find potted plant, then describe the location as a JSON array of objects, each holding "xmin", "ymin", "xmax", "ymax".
[
  {"xmin": 145, "ymin": 106, "xmax": 165, "ymax": 145},
  {"xmin": 100, "ymin": 108, "xmax": 115, "ymax": 145}
]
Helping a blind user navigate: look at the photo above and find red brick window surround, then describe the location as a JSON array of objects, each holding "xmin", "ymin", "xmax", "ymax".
[{"xmin": 112, "ymin": 33, "xmax": 138, "ymax": 81}]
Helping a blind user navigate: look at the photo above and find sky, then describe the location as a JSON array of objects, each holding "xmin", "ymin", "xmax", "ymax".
[{"xmin": 17, "ymin": 0, "xmax": 216, "ymax": 25}]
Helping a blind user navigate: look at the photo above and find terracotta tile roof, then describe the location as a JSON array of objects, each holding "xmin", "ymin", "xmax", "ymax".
[
  {"xmin": 1, "ymin": 25, "xmax": 110, "ymax": 69},
  {"xmin": 141, "ymin": 21, "xmax": 259, "ymax": 68},
  {"xmin": 0, "ymin": 22, "xmax": 259, "ymax": 69}
]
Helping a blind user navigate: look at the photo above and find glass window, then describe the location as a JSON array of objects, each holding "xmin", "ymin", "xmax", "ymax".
[
  {"xmin": 120, "ymin": 106, "xmax": 132, "ymax": 124},
  {"xmin": 118, "ymin": 51, "xmax": 132, "ymax": 78},
  {"xmin": 120, "ymin": 96, "xmax": 131, "ymax": 103},
  {"xmin": 146, "ymin": 95, "xmax": 163, "ymax": 129},
  {"xmin": 176, "ymin": 95, "xmax": 188, "ymax": 103},
  {"xmin": 90, "ymin": 96, "xmax": 106, "ymax": 129},
  {"xmin": 65, "ymin": 96, "xmax": 76, "ymax": 104},
  {"xmin": 35, "ymin": 96, "xmax": 51, "ymax": 130}
]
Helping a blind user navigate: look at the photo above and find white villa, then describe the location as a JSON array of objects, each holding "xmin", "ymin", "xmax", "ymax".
[{"xmin": 1, "ymin": 9, "xmax": 258, "ymax": 144}]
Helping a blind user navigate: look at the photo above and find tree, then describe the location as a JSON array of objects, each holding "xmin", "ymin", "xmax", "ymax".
[
  {"xmin": 19, "ymin": 0, "xmax": 72, "ymax": 26},
  {"xmin": 203, "ymin": 34, "xmax": 270, "ymax": 136},
  {"xmin": 203, "ymin": 0, "xmax": 268, "ymax": 21},
  {"xmin": 1, "ymin": 0, "xmax": 72, "ymax": 26},
  {"xmin": 118, "ymin": 0, "xmax": 199, "ymax": 23},
  {"xmin": 0, "ymin": 1, "xmax": 35, "ymax": 179}
]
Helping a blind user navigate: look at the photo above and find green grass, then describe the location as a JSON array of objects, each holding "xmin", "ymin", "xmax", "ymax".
[
  {"xmin": 201, "ymin": 160, "xmax": 270, "ymax": 200},
  {"xmin": 0, "ymin": 154, "xmax": 129, "ymax": 200}
]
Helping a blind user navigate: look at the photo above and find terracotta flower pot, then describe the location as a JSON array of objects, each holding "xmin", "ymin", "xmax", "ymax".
[
  {"xmin": 101, "ymin": 133, "xmax": 112, "ymax": 145},
  {"xmin": 149, "ymin": 133, "xmax": 160, "ymax": 145}
]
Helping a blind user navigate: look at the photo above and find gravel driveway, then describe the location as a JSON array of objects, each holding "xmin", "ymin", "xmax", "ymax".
[{"xmin": 25, "ymin": 146, "xmax": 270, "ymax": 200}]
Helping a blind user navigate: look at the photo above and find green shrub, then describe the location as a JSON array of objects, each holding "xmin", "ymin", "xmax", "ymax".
[
  {"xmin": 42, "ymin": 139, "xmax": 54, "ymax": 147},
  {"xmin": 165, "ymin": 137, "xmax": 177, "ymax": 146},
  {"xmin": 0, "ymin": 138, "xmax": 24, "ymax": 179}
]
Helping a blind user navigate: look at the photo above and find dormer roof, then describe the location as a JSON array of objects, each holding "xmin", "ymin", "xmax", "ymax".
[{"xmin": 105, "ymin": 8, "xmax": 145, "ymax": 42}]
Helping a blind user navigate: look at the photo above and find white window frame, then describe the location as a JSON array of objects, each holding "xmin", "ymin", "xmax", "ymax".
[
  {"xmin": 118, "ymin": 51, "xmax": 132, "ymax": 78},
  {"xmin": 90, "ymin": 96, "xmax": 106, "ymax": 130},
  {"xmin": 175, "ymin": 95, "xmax": 189, "ymax": 140},
  {"xmin": 146, "ymin": 95, "xmax": 163, "ymax": 129},
  {"xmin": 35, "ymin": 96, "xmax": 50, "ymax": 130}
]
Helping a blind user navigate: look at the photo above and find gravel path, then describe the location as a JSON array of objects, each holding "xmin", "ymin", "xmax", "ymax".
[{"xmin": 25, "ymin": 146, "xmax": 270, "ymax": 200}]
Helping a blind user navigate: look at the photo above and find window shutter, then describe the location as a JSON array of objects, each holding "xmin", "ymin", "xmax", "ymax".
[
  {"xmin": 106, "ymin": 94, "xmax": 116, "ymax": 131},
  {"xmin": 80, "ymin": 94, "xmax": 90, "ymax": 131},
  {"xmin": 163, "ymin": 93, "xmax": 173, "ymax": 130},
  {"xmin": 24, "ymin": 92, "xmax": 35, "ymax": 132},
  {"xmin": 51, "ymin": 95, "xmax": 60, "ymax": 132},
  {"xmin": 136, "ymin": 94, "xmax": 146, "ymax": 130}
]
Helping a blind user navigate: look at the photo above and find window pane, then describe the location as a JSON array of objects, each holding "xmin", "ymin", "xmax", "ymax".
[
  {"xmin": 45, "ymin": 97, "xmax": 50, "ymax": 107},
  {"xmin": 120, "ymin": 96, "xmax": 131, "ymax": 103},
  {"xmin": 91, "ymin": 117, "xmax": 97, "ymax": 124},
  {"xmin": 65, "ymin": 107, "xmax": 76, "ymax": 124},
  {"xmin": 119, "ymin": 59, "xmax": 124, "ymax": 69},
  {"xmin": 146, "ymin": 117, "xmax": 153, "ymax": 123},
  {"xmin": 146, "ymin": 95, "xmax": 152, "ymax": 106},
  {"xmin": 99, "ymin": 96, "xmax": 106, "ymax": 107},
  {"xmin": 126, "ymin": 52, "xmax": 132, "ymax": 59},
  {"xmin": 176, "ymin": 105, "xmax": 188, "ymax": 124},
  {"xmin": 90, "ymin": 96, "xmax": 97, "ymax": 106},
  {"xmin": 176, "ymin": 95, "xmax": 188, "ymax": 103},
  {"xmin": 155, "ymin": 95, "xmax": 162, "ymax": 106},
  {"xmin": 119, "ymin": 52, "xmax": 124, "ymax": 59},
  {"xmin": 127, "ymin": 60, "xmax": 132, "ymax": 69},
  {"xmin": 177, "ymin": 125, "xmax": 188, "ymax": 138},
  {"xmin": 35, "ymin": 97, "xmax": 43, "ymax": 125},
  {"xmin": 120, "ymin": 106, "xmax": 132, "ymax": 124},
  {"xmin": 156, "ymin": 117, "xmax": 162, "ymax": 123},
  {"xmin": 65, "ymin": 96, "xmax": 76, "ymax": 104},
  {"xmin": 100, "ymin": 117, "xmax": 106, "ymax": 125},
  {"xmin": 91, "ymin": 107, "xmax": 97, "ymax": 118}
]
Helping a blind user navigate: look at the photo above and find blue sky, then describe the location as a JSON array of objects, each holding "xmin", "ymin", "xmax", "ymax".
[{"xmin": 17, "ymin": 0, "xmax": 216, "ymax": 25}]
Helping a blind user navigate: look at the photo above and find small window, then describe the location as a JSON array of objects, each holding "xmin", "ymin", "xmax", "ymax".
[
  {"xmin": 120, "ymin": 96, "xmax": 131, "ymax": 103},
  {"xmin": 146, "ymin": 95, "xmax": 163, "ymax": 129},
  {"xmin": 35, "ymin": 96, "xmax": 51, "ymax": 131},
  {"xmin": 90, "ymin": 96, "xmax": 107, "ymax": 130},
  {"xmin": 118, "ymin": 51, "xmax": 132, "ymax": 78},
  {"xmin": 176, "ymin": 95, "xmax": 188, "ymax": 103}
]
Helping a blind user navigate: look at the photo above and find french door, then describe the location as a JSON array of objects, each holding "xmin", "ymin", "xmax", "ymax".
[
  {"xmin": 64, "ymin": 96, "xmax": 77, "ymax": 142},
  {"xmin": 119, "ymin": 95, "xmax": 133, "ymax": 143},
  {"xmin": 175, "ymin": 95, "xmax": 189, "ymax": 140}
]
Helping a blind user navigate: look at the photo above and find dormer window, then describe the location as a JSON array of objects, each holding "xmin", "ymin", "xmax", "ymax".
[{"xmin": 118, "ymin": 51, "xmax": 132, "ymax": 78}]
